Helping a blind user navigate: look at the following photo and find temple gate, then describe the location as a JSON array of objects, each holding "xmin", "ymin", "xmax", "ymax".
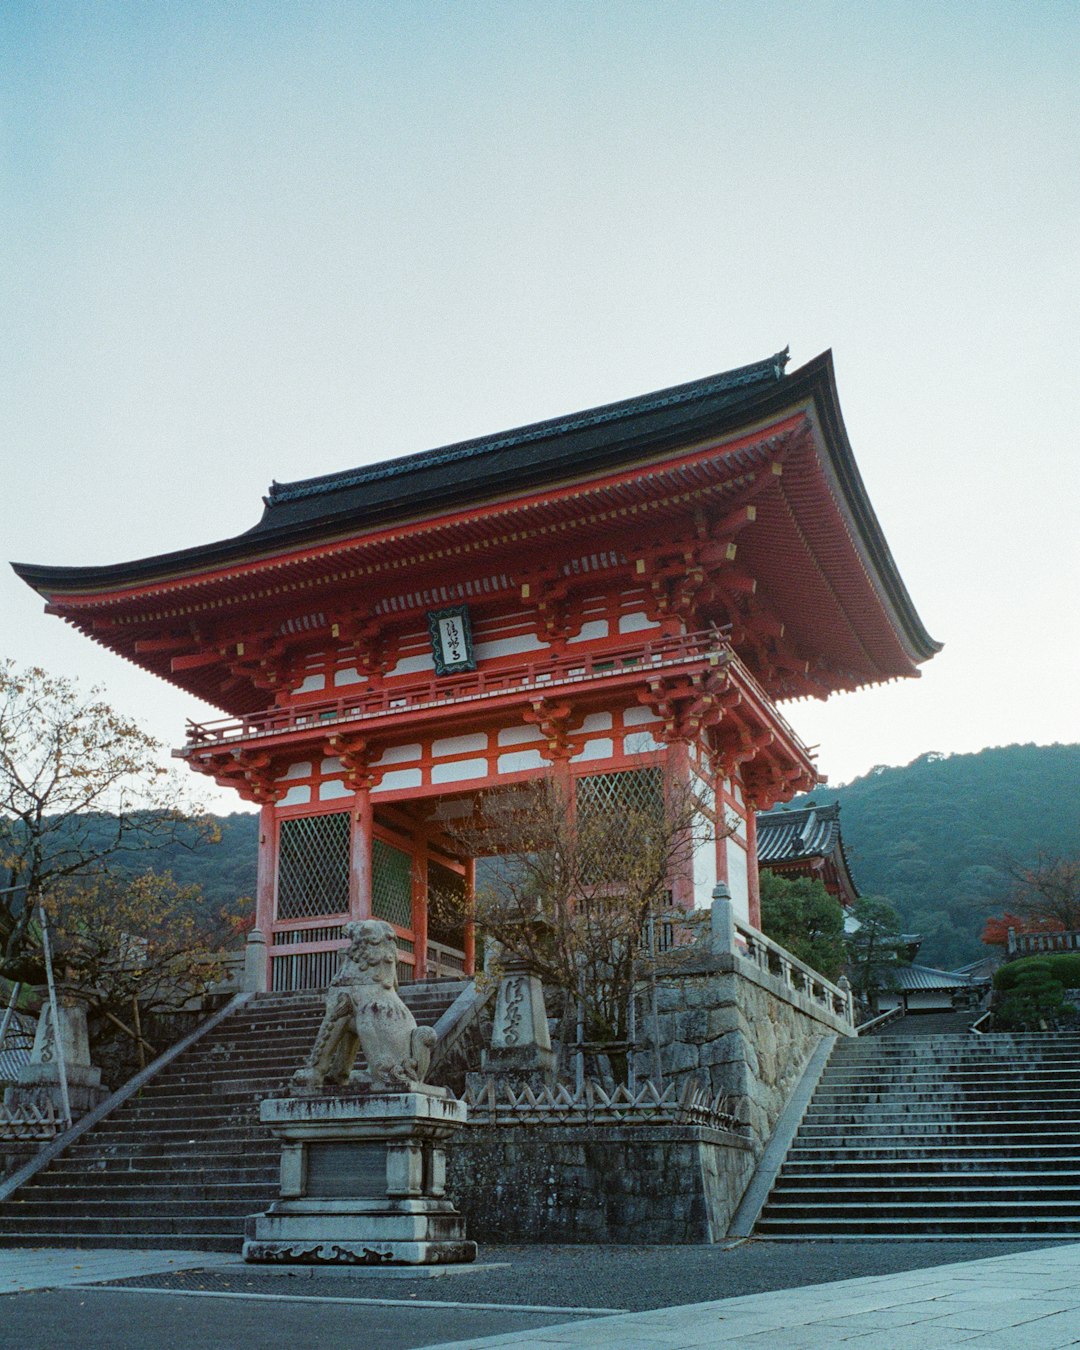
[{"xmin": 13, "ymin": 349, "xmax": 939, "ymax": 991}]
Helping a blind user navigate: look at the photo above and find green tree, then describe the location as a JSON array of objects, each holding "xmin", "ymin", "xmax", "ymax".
[
  {"xmin": 995, "ymin": 960, "xmax": 1067, "ymax": 1031},
  {"xmin": 759, "ymin": 871, "xmax": 845, "ymax": 980},
  {"xmin": 0, "ymin": 662, "xmax": 221, "ymax": 985},
  {"xmin": 845, "ymin": 896, "xmax": 906, "ymax": 1014}
]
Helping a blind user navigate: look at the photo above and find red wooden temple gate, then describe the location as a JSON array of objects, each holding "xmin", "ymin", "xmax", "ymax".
[{"xmin": 14, "ymin": 349, "xmax": 939, "ymax": 990}]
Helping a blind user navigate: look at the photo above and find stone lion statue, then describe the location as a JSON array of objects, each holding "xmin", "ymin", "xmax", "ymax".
[{"xmin": 289, "ymin": 919, "xmax": 439, "ymax": 1095}]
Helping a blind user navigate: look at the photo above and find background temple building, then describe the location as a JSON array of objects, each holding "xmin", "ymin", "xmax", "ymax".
[
  {"xmin": 756, "ymin": 801, "xmax": 861, "ymax": 908},
  {"xmin": 14, "ymin": 349, "xmax": 939, "ymax": 993}
]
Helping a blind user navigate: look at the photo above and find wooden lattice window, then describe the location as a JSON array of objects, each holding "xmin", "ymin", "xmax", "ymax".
[
  {"xmin": 372, "ymin": 838, "xmax": 413, "ymax": 930},
  {"xmin": 576, "ymin": 767, "xmax": 664, "ymax": 821},
  {"xmin": 276, "ymin": 812, "xmax": 350, "ymax": 920}
]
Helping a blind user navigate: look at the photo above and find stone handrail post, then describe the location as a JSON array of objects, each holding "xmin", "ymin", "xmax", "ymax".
[
  {"xmin": 710, "ymin": 884, "xmax": 736, "ymax": 955},
  {"xmin": 243, "ymin": 929, "xmax": 269, "ymax": 994}
]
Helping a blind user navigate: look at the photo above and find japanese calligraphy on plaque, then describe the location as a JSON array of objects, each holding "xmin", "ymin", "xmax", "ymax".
[{"xmin": 426, "ymin": 605, "xmax": 476, "ymax": 676}]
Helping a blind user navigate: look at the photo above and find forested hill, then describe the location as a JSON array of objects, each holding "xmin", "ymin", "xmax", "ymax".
[
  {"xmin": 86, "ymin": 743, "xmax": 1077, "ymax": 971},
  {"xmin": 789, "ymin": 743, "xmax": 1080, "ymax": 969}
]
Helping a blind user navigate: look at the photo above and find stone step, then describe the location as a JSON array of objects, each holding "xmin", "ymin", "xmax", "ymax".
[
  {"xmin": 802, "ymin": 1108, "xmax": 1080, "ymax": 1124},
  {"xmin": 0, "ymin": 1231, "xmax": 241, "ymax": 1252},
  {"xmin": 795, "ymin": 1122, "xmax": 1080, "ymax": 1139},
  {"xmin": 779, "ymin": 1164, "xmax": 1080, "ymax": 1180},
  {"xmin": 810, "ymin": 1086, "xmax": 1080, "ymax": 1101},
  {"xmin": 755, "ymin": 1216, "xmax": 1080, "ymax": 1237},
  {"xmin": 0, "ymin": 1214, "xmax": 250, "ymax": 1237},
  {"xmin": 764, "ymin": 1186, "xmax": 1080, "ymax": 1205},
  {"xmin": 784, "ymin": 1144, "xmax": 1080, "ymax": 1162},
  {"xmin": 44, "ymin": 1161, "xmax": 280, "ymax": 1182},
  {"xmin": 0, "ymin": 978, "xmax": 481, "ymax": 1251},
  {"xmin": 836, "ymin": 1037, "xmax": 1080, "ymax": 1047},
  {"xmin": 0, "ymin": 1198, "xmax": 268, "ymax": 1220},
  {"xmin": 757, "ymin": 1027, "xmax": 1080, "ymax": 1239},
  {"xmin": 819, "ymin": 1067, "xmax": 1080, "ymax": 1082},
  {"xmin": 760, "ymin": 1200, "xmax": 1080, "ymax": 1221}
]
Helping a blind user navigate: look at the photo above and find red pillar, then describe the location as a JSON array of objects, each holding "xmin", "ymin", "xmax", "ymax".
[
  {"xmin": 350, "ymin": 787, "xmax": 373, "ymax": 921},
  {"xmin": 746, "ymin": 806, "xmax": 761, "ymax": 929},
  {"xmin": 463, "ymin": 856, "xmax": 476, "ymax": 978},
  {"xmin": 254, "ymin": 804, "xmax": 277, "ymax": 989},
  {"xmin": 412, "ymin": 848, "xmax": 428, "ymax": 982}
]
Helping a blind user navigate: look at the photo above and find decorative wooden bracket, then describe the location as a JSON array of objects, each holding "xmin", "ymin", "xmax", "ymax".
[
  {"xmin": 188, "ymin": 748, "xmax": 286, "ymax": 805},
  {"xmin": 639, "ymin": 664, "xmax": 734, "ymax": 743},
  {"xmin": 520, "ymin": 570, "xmax": 576, "ymax": 645},
  {"xmin": 325, "ymin": 732, "xmax": 379, "ymax": 791},
  {"xmin": 522, "ymin": 697, "xmax": 574, "ymax": 762}
]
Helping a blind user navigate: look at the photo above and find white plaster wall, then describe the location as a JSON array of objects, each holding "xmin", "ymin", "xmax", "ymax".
[
  {"xmin": 474, "ymin": 632, "xmax": 549, "ymax": 659},
  {"xmin": 623, "ymin": 705, "xmax": 660, "ymax": 726},
  {"xmin": 576, "ymin": 712, "xmax": 612, "ymax": 733},
  {"xmin": 431, "ymin": 757, "xmax": 489, "ymax": 784},
  {"xmin": 692, "ymin": 820, "xmax": 715, "ymax": 908},
  {"xmin": 387, "ymin": 652, "xmax": 436, "ymax": 678},
  {"xmin": 567, "ymin": 620, "xmax": 610, "ymax": 643},
  {"xmin": 433, "ymin": 732, "xmax": 488, "ymax": 757},
  {"xmin": 373, "ymin": 768, "xmax": 423, "ymax": 793},
  {"xmin": 291, "ymin": 673, "xmax": 326, "ymax": 695},
  {"xmin": 619, "ymin": 611, "xmax": 661, "ymax": 633},
  {"xmin": 497, "ymin": 724, "xmax": 544, "ymax": 746},
  {"xmin": 726, "ymin": 838, "xmax": 750, "ymax": 925},
  {"xmin": 624, "ymin": 730, "xmax": 661, "ymax": 755},
  {"xmin": 373, "ymin": 743, "xmax": 422, "ymax": 765},
  {"xmin": 497, "ymin": 749, "xmax": 546, "ymax": 774},
  {"xmin": 572, "ymin": 737, "xmax": 614, "ymax": 762}
]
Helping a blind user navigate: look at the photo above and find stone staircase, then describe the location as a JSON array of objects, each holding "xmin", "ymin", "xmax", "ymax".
[
  {"xmin": 757, "ymin": 1030, "xmax": 1080, "ymax": 1239},
  {"xmin": 0, "ymin": 980, "xmax": 467, "ymax": 1251}
]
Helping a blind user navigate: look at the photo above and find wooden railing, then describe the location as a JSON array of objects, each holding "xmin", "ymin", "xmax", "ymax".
[
  {"xmin": 425, "ymin": 939, "xmax": 468, "ymax": 979},
  {"xmin": 179, "ymin": 628, "xmax": 807, "ymax": 757}
]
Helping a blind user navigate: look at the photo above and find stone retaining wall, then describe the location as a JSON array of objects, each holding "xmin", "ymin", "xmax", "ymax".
[
  {"xmin": 449, "ymin": 1121, "xmax": 754, "ymax": 1244},
  {"xmin": 634, "ymin": 949, "xmax": 851, "ymax": 1150}
]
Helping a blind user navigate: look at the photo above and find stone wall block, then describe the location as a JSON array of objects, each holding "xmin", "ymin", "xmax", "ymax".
[
  {"xmin": 674, "ymin": 1009, "xmax": 712, "ymax": 1044},
  {"xmin": 664, "ymin": 1041, "xmax": 700, "ymax": 1074}
]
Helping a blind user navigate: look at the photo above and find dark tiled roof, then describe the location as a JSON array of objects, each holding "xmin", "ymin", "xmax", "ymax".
[
  {"xmin": 756, "ymin": 802, "xmax": 843, "ymax": 864},
  {"xmin": 250, "ymin": 350, "xmax": 790, "ymax": 536},
  {"xmin": 892, "ymin": 963, "xmax": 986, "ymax": 991}
]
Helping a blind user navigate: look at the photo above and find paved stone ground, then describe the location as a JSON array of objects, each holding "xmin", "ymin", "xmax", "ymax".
[
  {"xmin": 99, "ymin": 1237, "xmax": 1080, "ymax": 1311},
  {"xmin": 0, "ymin": 1240, "xmax": 1077, "ymax": 1349},
  {"xmin": 426, "ymin": 1241, "xmax": 1080, "ymax": 1349}
]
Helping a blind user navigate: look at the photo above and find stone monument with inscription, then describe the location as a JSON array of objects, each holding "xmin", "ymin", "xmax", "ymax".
[
  {"xmin": 243, "ymin": 919, "xmax": 475, "ymax": 1265},
  {"xmin": 479, "ymin": 954, "xmax": 555, "ymax": 1089},
  {"xmin": 5, "ymin": 991, "xmax": 108, "ymax": 1118}
]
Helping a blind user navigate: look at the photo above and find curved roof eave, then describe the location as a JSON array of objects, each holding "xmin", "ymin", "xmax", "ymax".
[{"xmin": 10, "ymin": 350, "xmax": 940, "ymax": 665}]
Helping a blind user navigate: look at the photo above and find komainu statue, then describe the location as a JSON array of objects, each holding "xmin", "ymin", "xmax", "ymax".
[{"xmin": 290, "ymin": 919, "xmax": 440, "ymax": 1095}]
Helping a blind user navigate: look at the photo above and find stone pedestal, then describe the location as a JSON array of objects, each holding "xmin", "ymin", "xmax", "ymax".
[
  {"xmin": 4, "ymin": 995, "xmax": 107, "ymax": 1117},
  {"xmin": 243, "ymin": 1092, "xmax": 476, "ymax": 1266},
  {"xmin": 480, "ymin": 959, "xmax": 555, "ymax": 1088}
]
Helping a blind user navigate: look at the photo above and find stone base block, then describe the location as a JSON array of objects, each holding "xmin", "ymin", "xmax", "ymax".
[
  {"xmin": 245, "ymin": 1091, "xmax": 475, "ymax": 1267},
  {"xmin": 245, "ymin": 1197, "xmax": 475, "ymax": 1266},
  {"xmin": 243, "ymin": 1238, "xmax": 476, "ymax": 1266},
  {"xmin": 4, "ymin": 1070, "xmax": 108, "ymax": 1117}
]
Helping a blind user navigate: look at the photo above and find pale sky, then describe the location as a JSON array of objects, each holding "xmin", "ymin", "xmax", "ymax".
[{"xmin": 2, "ymin": 1, "xmax": 1078, "ymax": 810}]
